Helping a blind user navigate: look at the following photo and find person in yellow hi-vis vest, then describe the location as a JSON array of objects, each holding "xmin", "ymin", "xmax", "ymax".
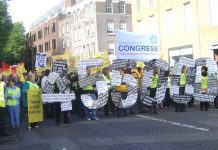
[
  {"xmin": 101, "ymin": 67, "xmax": 115, "ymax": 116},
  {"xmin": 81, "ymin": 67, "xmax": 99, "ymax": 121},
  {"xmin": 25, "ymin": 73, "xmax": 40, "ymax": 128},
  {"xmin": 149, "ymin": 67, "xmax": 160, "ymax": 114},
  {"xmin": 0, "ymin": 75, "xmax": 9, "ymax": 136},
  {"xmin": 175, "ymin": 65, "xmax": 187, "ymax": 112},
  {"xmin": 6, "ymin": 78, "xmax": 21, "ymax": 131},
  {"xmin": 200, "ymin": 66, "xmax": 209, "ymax": 111}
]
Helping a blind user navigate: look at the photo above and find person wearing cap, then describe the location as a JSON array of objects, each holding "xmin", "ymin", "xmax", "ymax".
[{"xmin": 200, "ymin": 66, "xmax": 209, "ymax": 111}]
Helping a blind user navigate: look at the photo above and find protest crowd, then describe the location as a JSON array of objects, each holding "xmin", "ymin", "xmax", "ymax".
[{"xmin": 0, "ymin": 56, "xmax": 218, "ymax": 140}]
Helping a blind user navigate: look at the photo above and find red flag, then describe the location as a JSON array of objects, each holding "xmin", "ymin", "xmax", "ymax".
[{"xmin": 2, "ymin": 62, "xmax": 10, "ymax": 72}]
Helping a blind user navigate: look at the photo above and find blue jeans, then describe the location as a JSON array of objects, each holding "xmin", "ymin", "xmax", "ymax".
[
  {"xmin": 8, "ymin": 105, "xmax": 20, "ymax": 127},
  {"xmin": 84, "ymin": 93, "xmax": 97, "ymax": 119}
]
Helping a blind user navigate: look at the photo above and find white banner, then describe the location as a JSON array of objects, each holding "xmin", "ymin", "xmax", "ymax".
[
  {"xmin": 42, "ymin": 94, "xmax": 75, "ymax": 103},
  {"xmin": 115, "ymin": 30, "xmax": 160, "ymax": 61},
  {"xmin": 35, "ymin": 53, "xmax": 46, "ymax": 68}
]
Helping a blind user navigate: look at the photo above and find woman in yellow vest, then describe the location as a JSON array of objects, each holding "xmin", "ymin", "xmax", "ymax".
[
  {"xmin": 200, "ymin": 66, "xmax": 209, "ymax": 111},
  {"xmin": 6, "ymin": 78, "xmax": 21, "ymax": 131},
  {"xmin": 175, "ymin": 65, "xmax": 187, "ymax": 112},
  {"xmin": 149, "ymin": 67, "xmax": 160, "ymax": 114}
]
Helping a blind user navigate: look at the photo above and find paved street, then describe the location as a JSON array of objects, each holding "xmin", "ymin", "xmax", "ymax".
[{"xmin": 1, "ymin": 105, "xmax": 218, "ymax": 150}]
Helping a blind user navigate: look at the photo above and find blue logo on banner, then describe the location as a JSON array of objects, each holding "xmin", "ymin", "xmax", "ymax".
[{"xmin": 150, "ymin": 35, "xmax": 158, "ymax": 45}]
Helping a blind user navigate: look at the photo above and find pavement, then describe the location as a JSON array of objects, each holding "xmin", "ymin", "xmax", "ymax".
[{"xmin": 1, "ymin": 105, "xmax": 218, "ymax": 150}]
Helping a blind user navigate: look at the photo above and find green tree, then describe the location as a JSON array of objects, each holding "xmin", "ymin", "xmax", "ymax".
[
  {"xmin": 3, "ymin": 22, "xmax": 27, "ymax": 64},
  {"xmin": 0, "ymin": 0, "xmax": 12, "ymax": 61}
]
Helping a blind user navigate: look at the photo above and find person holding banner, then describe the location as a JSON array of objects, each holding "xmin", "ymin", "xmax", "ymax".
[
  {"xmin": 175, "ymin": 65, "xmax": 187, "ymax": 112},
  {"xmin": 149, "ymin": 67, "xmax": 160, "ymax": 114},
  {"xmin": 81, "ymin": 67, "xmax": 99, "ymax": 121},
  {"xmin": 25, "ymin": 73, "xmax": 40, "ymax": 128},
  {"xmin": 101, "ymin": 67, "xmax": 115, "ymax": 116},
  {"xmin": 115, "ymin": 68, "xmax": 128, "ymax": 117},
  {"xmin": 200, "ymin": 66, "xmax": 209, "ymax": 111},
  {"xmin": 6, "ymin": 78, "xmax": 21, "ymax": 131}
]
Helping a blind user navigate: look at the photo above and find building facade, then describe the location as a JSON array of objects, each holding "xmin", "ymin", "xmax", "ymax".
[
  {"xmin": 60, "ymin": 0, "xmax": 132, "ymax": 58},
  {"xmin": 132, "ymin": 0, "xmax": 218, "ymax": 65},
  {"xmin": 27, "ymin": 2, "xmax": 64, "ymax": 67}
]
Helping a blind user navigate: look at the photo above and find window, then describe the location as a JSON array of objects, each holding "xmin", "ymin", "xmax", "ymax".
[
  {"xmin": 148, "ymin": 0, "xmax": 154, "ymax": 8},
  {"xmin": 169, "ymin": 46, "xmax": 193, "ymax": 66},
  {"xmin": 85, "ymin": 5, "xmax": 89, "ymax": 16},
  {"xmin": 86, "ymin": 24, "xmax": 90, "ymax": 37},
  {"xmin": 48, "ymin": 41, "xmax": 50, "ymax": 50},
  {"xmin": 136, "ymin": 0, "xmax": 140, "ymax": 13},
  {"xmin": 166, "ymin": 9, "xmax": 175, "ymax": 35},
  {"xmin": 41, "ymin": 44, "xmax": 43, "ymax": 52},
  {"xmin": 91, "ymin": 43, "xmax": 95, "ymax": 54},
  {"xmin": 119, "ymin": 1, "xmax": 125, "ymax": 14},
  {"xmin": 62, "ymin": 40, "xmax": 65, "ymax": 49},
  {"xmin": 149, "ymin": 15, "xmax": 156, "ymax": 33},
  {"xmin": 77, "ymin": 9, "xmax": 80, "ymax": 21},
  {"xmin": 38, "ymin": 30, "xmax": 42, "ymax": 39},
  {"xmin": 119, "ymin": 22, "xmax": 126, "ymax": 31},
  {"xmin": 44, "ymin": 27, "xmax": 48, "ymax": 36},
  {"xmin": 62, "ymin": 25, "xmax": 65, "ymax": 35},
  {"xmin": 90, "ymin": 22, "xmax": 95, "ymax": 36},
  {"xmin": 136, "ymin": 20, "xmax": 142, "ymax": 32},
  {"xmin": 209, "ymin": 0, "xmax": 218, "ymax": 25},
  {"xmin": 66, "ymin": 23, "xmax": 69, "ymax": 33},
  {"xmin": 52, "ymin": 23, "xmax": 56, "ymax": 33},
  {"xmin": 48, "ymin": 26, "xmax": 50, "ymax": 34},
  {"xmin": 32, "ymin": 34, "xmax": 36, "ymax": 42},
  {"xmin": 52, "ymin": 39, "xmax": 56, "ymax": 49},
  {"xmin": 74, "ymin": 28, "xmax": 78, "ymax": 41},
  {"xmin": 108, "ymin": 43, "xmax": 115, "ymax": 55},
  {"xmin": 184, "ymin": 2, "xmax": 193, "ymax": 31},
  {"xmin": 78, "ymin": 27, "xmax": 82, "ymax": 40},
  {"xmin": 107, "ymin": 22, "xmax": 114, "ymax": 34},
  {"xmin": 67, "ymin": 39, "xmax": 70, "ymax": 48},
  {"xmin": 106, "ymin": 0, "xmax": 113, "ymax": 13},
  {"xmin": 45, "ymin": 42, "xmax": 49, "ymax": 51}
]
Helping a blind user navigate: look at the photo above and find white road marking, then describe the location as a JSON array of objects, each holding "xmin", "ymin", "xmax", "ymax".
[{"xmin": 136, "ymin": 114, "xmax": 210, "ymax": 132}]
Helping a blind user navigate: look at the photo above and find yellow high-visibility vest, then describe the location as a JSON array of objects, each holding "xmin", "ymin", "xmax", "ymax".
[
  {"xmin": 201, "ymin": 76, "xmax": 208, "ymax": 89},
  {"xmin": 27, "ymin": 81, "xmax": 39, "ymax": 89},
  {"xmin": 180, "ymin": 73, "xmax": 187, "ymax": 87},
  {"xmin": 82, "ymin": 84, "xmax": 94, "ymax": 91},
  {"xmin": 150, "ymin": 74, "xmax": 159, "ymax": 88},
  {"xmin": 7, "ymin": 87, "xmax": 20, "ymax": 106},
  {"xmin": 0, "ymin": 82, "xmax": 5, "ymax": 108}
]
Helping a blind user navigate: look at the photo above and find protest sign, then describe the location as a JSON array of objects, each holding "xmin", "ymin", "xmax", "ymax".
[
  {"xmin": 185, "ymin": 84, "xmax": 194, "ymax": 95},
  {"xmin": 52, "ymin": 60, "xmax": 68, "ymax": 75},
  {"xmin": 172, "ymin": 94, "xmax": 191, "ymax": 103},
  {"xmin": 178, "ymin": 57, "xmax": 195, "ymax": 68},
  {"xmin": 35, "ymin": 53, "xmax": 46, "ymax": 68},
  {"xmin": 42, "ymin": 81, "xmax": 53, "ymax": 94},
  {"xmin": 155, "ymin": 59, "xmax": 169, "ymax": 71},
  {"xmin": 193, "ymin": 93, "xmax": 215, "ymax": 102},
  {"xmin": 27, "ymin": 89, "xmax": 43, "ymax": 123},
  {"xmin": 78, "ymin": 58, "xmax": 103, "ymax": 67},
  {"xmin": 96, "ymin": 81, "xmax": 108, "ymax": 94},
  {"xmin": 78, "ymin": 74, "xmax": 99, "ymax": 88},
  {"xmin": 61, "ymin": 101, "xmax": 72, "ymax": 112},
  {"xmin": 170, "ymin": 85, "xmax": 180, "ymax": 96},
  {"xmin": 142, "ymin": 70, "xmax": 153, "ymax": 87},
  {"xmin": 141, "ymin": 95, "xmax": 157, "ymax": 106},
  {"xmin": 112, "ymin": 59, "xmax": 129, "ymax": 70},
  {"xmin": 123, "ymin": 74, "xmax": 137, "ymax": 87},
  {"xmin": 57, "ymin": 75, "xmax": 68, "ymax": 92},
  {"xmin": 111, "ymin": 71, "xmax": 122, "ymax": 86},
  {"xmin": 208, "ymin": 74, "xmax": 218, "ymax": 95},
  {"xmin": 42, "ymin": 93, "xmax": 75, "ymax": 103},
  {"xmin": 47, "ymin": 72, "xmax": 59, "ymax": 84},
  {"xmin": 155, "ymin": 86, "xmax": 166, "ymax": 103},
  {"xmin": 171, "ymin": 75, "xmax": 180, "ymax": 86}
]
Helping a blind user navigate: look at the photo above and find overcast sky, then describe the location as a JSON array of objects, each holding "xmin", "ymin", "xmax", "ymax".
[{"xmin": 8, "ymin": 0, "xmax": 63, "ymax": 31}]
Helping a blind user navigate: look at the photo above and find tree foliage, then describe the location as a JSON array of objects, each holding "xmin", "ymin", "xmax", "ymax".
[
  {"xmin": 3, "ymin": 22, "xmax": 27, "ymax": 64},
  {"xmin": 0, "ymin": 0, "xmax": 27, "ymax": 65}
]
